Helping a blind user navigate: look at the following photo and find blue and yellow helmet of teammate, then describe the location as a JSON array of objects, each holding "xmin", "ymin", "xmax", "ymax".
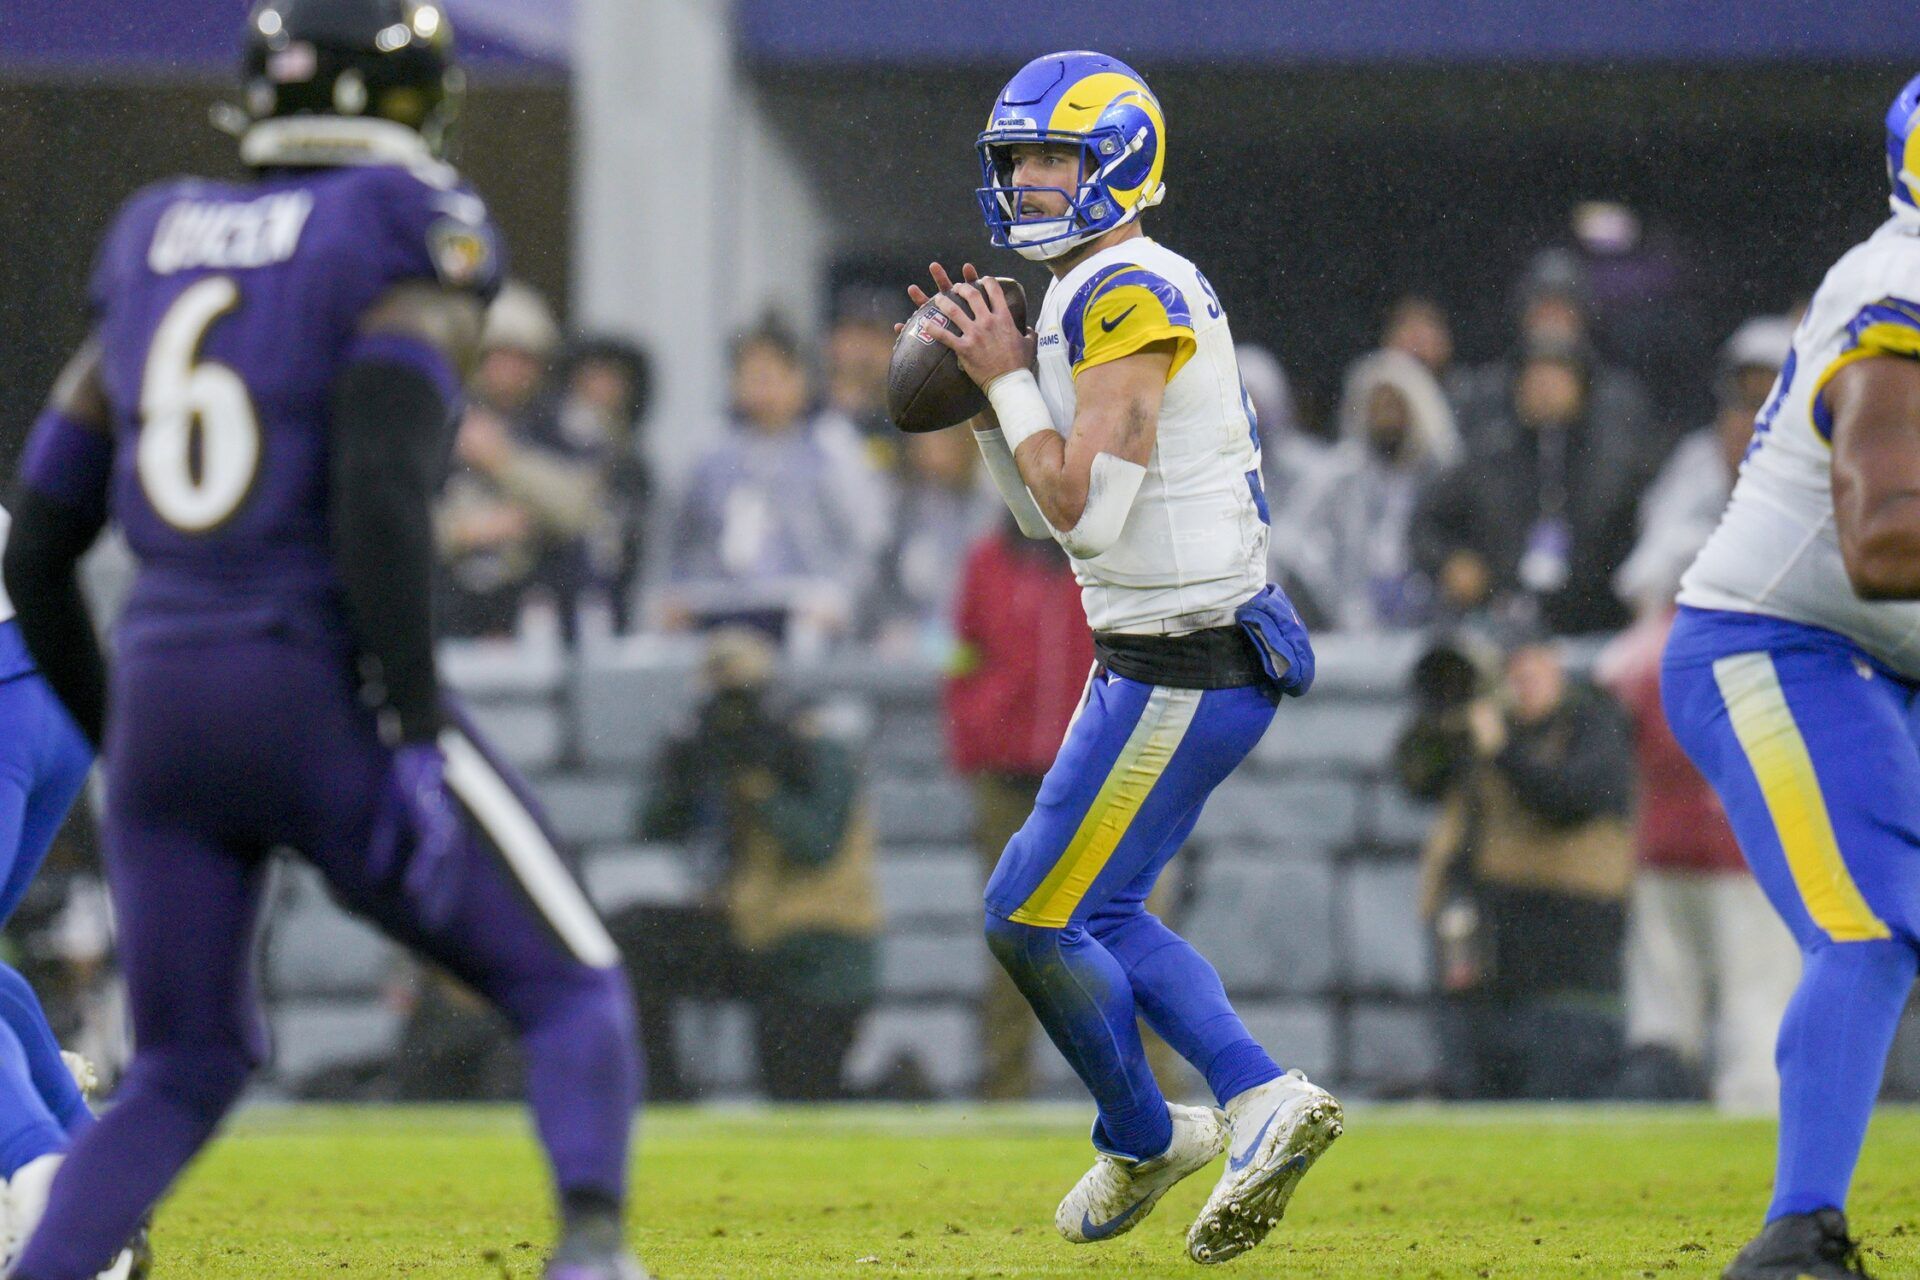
[
  {"xmin": 1887, "ymin": 72, "xmax": 1920, "ymax": 208},
  {"xmin": 975, "ymin": 51, "xmax": 1167, "ymax": 261}
]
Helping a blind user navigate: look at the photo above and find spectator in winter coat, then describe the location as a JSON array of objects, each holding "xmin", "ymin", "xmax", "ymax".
[
  {"xmin": 661, "ymin": 321, "xmax": 889, "ymax": 651},
  {"xmin": 1599, "ymin": 315, "xmax": 1800, "ymax": 1112},
  {"xmin": 1274, "ymin": 349, "xmax": 1459, "ymax": 632},
  {"xmin": 1414, "ymin": 337, "xmax": 1656, "ymax": 635}
]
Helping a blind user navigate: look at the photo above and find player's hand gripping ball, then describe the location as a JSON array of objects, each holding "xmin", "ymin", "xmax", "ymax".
[{"xmin": 888, "ymin": 267, "xmax": 1029, "ymax": 433}]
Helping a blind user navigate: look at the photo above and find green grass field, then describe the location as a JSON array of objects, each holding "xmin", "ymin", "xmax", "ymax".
[{"xmin": 153, "ymin": 1104, "xmax": 1920, "ymax": 1278}]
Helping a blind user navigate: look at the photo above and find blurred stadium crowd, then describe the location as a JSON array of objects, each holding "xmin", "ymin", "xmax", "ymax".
[
  {"xmin": 405, "ymin": 202, "xmax": 1809, "ymax": 1108},
  {"xmin": 20, "ymin": 199, "xmax": 1875, "ymax": 1114}
]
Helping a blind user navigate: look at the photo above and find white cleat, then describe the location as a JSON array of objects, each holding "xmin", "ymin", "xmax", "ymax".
[
  {"xmin": 4, "ymin": 1154, "xmax": 141, "ymax": 1279},
  {"xmin": 1187, "ymin": 1069, "xmax": 1343, "ymax": 1265},
  {"xmin": 1055, "ymin": 1103, "xmax": 1227, "ymax": 1245}
]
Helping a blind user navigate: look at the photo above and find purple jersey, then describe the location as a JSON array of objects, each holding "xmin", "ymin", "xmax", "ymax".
[{"xmin": 86, "ymin": 160, "xmax": 503, "ymax": 643}]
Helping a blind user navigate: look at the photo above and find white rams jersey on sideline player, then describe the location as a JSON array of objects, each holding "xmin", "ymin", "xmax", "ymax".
[
  {"xmin": 1681, "ymin": 202, "xmax": 1920, "ymax": 677},
  {"xmin": 1032, "ymin": 238, "xmax": 1267, "ymax": 634}
]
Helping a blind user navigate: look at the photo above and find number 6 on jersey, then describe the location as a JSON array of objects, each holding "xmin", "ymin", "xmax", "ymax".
[{"xmin": 137, "ymin": 275, "xmax": 261, "ymax": 533}]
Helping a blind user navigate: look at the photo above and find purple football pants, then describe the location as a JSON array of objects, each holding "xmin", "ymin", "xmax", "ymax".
[{"xmin": 15, "ymin": 629, "xmax": 640, "ymax": 1280}]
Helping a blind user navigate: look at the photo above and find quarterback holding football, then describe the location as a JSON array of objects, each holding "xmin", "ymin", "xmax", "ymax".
[{"xmin": 905, "ymin": 50, "xmax": 1340, "ymax": 1265}]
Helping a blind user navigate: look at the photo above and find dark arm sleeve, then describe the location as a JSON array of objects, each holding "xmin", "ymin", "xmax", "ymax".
[
  {"xmin": 1492, "ymin": 689, "xmax": 1635, "ymax": 826},
  {"xmin": 3, "ymin": 489, "xmax": 108, "ymax": 748},
  {"xmin": 329, "ymin": 355, "xmax": 455, "ymax": 744}
]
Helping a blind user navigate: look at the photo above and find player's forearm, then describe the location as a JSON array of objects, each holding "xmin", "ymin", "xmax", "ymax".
[{"xmin": 1012, "ymin": 431, "xmax": 1088, "ymax": 530}]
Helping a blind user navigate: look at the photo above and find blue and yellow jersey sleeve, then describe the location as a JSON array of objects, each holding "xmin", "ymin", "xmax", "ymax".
[
  {"xmin": 1813, "ymin": 296, "xmax": 1920, "ymax": 441},
  {"xmin": 1062, "ymin": 263, "xmax": 1197, "ymax": 381}
]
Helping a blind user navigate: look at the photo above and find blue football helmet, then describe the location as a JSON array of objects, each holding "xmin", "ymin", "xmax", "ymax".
[
  {"xmin": 976, "ymin": 51, "xmax": 1167, "ymax": 262},
  {"xmin": 1887, "ymin": 72, "xmax": 1920, "ymax": 208}
]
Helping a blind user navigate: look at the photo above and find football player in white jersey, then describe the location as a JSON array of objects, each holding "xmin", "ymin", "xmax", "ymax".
[
  {"xmin": 906, "ymin": 50, "xmax": 1338, "ymax": 1266},
  {"xmin": 1663, "ymin": 74, "xmax": 1920, "ymax": 1280}
]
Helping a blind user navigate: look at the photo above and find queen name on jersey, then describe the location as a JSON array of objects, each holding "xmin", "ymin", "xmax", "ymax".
[{"xmin": 91, "ymin": 151, "xmax": 497, "ymax": 626}]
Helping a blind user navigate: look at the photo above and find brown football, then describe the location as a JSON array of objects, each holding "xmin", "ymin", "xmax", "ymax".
[{"xmin": 887, "ymin": 277, "xmax": 1029, "ymax": 434}]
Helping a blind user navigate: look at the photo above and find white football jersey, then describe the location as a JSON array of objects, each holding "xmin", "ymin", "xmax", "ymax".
[
  {"xmin": 0, "ymin": 504, "xmax": 13, "ymax": 627},
  {"xmin": 1032, "ymin": 238, "xmax": 1267, "ymax": 634},
  {"xmin": 1680, "ymin": 203, "xmax": 1920, "ymax": 676}
]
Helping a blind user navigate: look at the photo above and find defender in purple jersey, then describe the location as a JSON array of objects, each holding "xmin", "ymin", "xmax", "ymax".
[{"xmin": 0, "ymin": 3, "xmax": 646, "ymax": 1277}]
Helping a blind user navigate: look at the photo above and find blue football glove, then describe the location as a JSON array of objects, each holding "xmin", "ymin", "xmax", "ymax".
[
  {"xmin": 374, "ymin": 741, "xmax": 467, "ymax": 928},
  {"xmin": 1236, "ymin": 584, "xmax": 1316, "ymax": 698}
]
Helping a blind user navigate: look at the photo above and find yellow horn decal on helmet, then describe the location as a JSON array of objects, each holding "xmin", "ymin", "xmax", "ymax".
[
  {"xmin": 1047, "ymin": 73, "xmax": 1166, "ymax": 212},
  {"xmin": 1048, "ymin": 72, "xmax": 1152, "ymax": 132},
  {"xmin": 1906, "ymin": 126, "xmax": 1920, "ymax": 203}
]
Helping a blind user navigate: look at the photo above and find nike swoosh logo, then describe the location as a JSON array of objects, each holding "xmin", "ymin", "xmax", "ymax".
[
  {"xmin": 1099, "ymin": 305, "xmax": 1137, "ymax": 333},
  {"xmin": 1229, "ymin": 1110, "xmax": 1279, "ymax": 1172},
  {"xmin": 1080, "ymin": 1198, "xmax": 1149, "ymax": 1241}
]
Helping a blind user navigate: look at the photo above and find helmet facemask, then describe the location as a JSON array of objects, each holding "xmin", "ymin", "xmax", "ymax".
[{"xmin": 977, "ymin": 123, "xmax": 1161, "ymax": 262}]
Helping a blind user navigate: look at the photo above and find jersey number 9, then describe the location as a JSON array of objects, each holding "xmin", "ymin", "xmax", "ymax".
[{"xmin": 137, "ymin": 276, "xmax": 261, "ymax": 533}]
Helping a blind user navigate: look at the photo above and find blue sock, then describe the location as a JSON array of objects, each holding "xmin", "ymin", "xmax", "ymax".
[
  {"xmin": 0, "ymin": 1015, "xmax": 68, "ymax": 1178},
  {"xmin": 1769, "ymin": 938, "xmax": 1918, "ymax": 1221},
  {"xmin": 985, "ymin": 913, "xmax": 1172, "ymax": 1160},
  {"xmin": 1091, "ymin": 909, "xmax": 1283, "ymax": 1105},
  {"xmin": 0, "ymin": 964, "xmax": 92, "ymax": 1138}
]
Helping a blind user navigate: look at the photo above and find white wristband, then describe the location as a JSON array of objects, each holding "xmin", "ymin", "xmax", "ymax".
[{"xmin": 984, "ymin": 368, "xmax": 1054, "ymax": 454}]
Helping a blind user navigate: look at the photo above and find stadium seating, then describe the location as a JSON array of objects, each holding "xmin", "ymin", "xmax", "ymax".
[{"xmin": 260, "ymin": 635, "xmax": 1444, "ymax": 1100}]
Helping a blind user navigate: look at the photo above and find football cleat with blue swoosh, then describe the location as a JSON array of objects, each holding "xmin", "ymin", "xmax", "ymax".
[
  {"xmin": 1187, "ymin": 1069, "xmax": 1343, "ymax": 1265},
  {"xmin": 1054, "ymin": 1103, "xmax": 1227, "ymax": 1245}
]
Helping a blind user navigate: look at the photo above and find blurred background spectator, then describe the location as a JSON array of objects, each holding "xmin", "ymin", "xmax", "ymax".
[
  {"xmin": 1415, "ymin": 335, "xmax": 1654, "ymax": 635},
  {"xmin": 826, "ymin": 288, "xmax": 905, "ymax": 470},
  {"xmin": 1239, "ymin": 342, "xmax": 1325, "ymax": 515},
  {"xmin": 1395, "ymin": 632, "xmax": 1635, "ymax": 1100},
  {"xmin": 1380, "ymin": 295, "xmax": 1469, "ymax": 412},
  {"xmin": 866, "ymin": 430, "xmax": 1001, "ymax": 660},
  {"xmin": 548, "ymin": 337, "xmax": 656, "ymax": 636},
  {"xmin": 660, "ymin": 320, "xmax": 889, "ymax": 654},
  {"xmin": 1612, "ymin": 316, "xmax": 1795, "ymax": 615},
  {"xmin": 944, "ymin": 520, "xmax": 1094, "ymax": 1099},
  {"xmin": 1598, "ymin": 315, "xmax": 1799, "ymax": 1111},
  {"xmin": 621, "ymin": 630, "xmax": 882, "ymax": 1102},
  {"xmin": 438, "ymin": 281, "xmax": 608, "ymax": 643},
  {"xmin": 1274, "ymin": 349, "xmax": 1459, "ymax": 632}
]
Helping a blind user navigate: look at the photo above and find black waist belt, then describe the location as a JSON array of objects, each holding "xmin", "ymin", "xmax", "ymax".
[{"xmin": 1093, "ymin": 625, "xmax": 1268, "ymax": 690}]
